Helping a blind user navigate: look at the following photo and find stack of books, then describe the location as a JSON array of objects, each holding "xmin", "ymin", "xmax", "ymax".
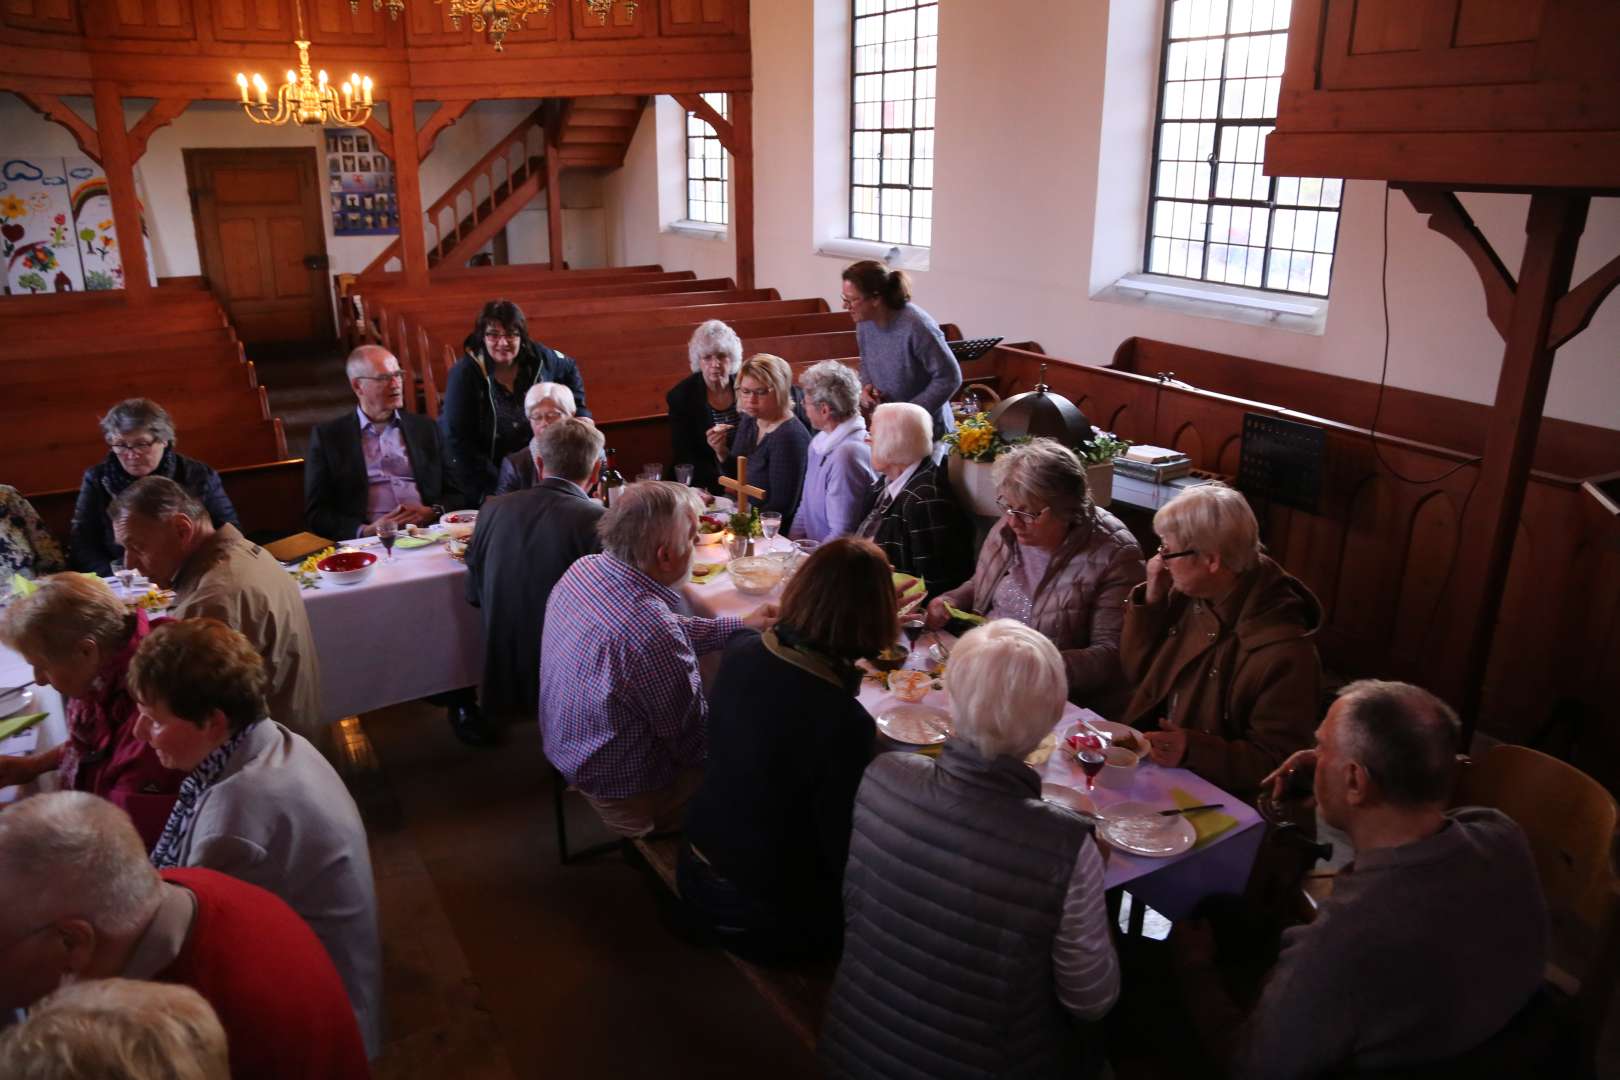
[{"xmin": 1113, "ymin": 445, "xmax": 1192, "ymax": 483}]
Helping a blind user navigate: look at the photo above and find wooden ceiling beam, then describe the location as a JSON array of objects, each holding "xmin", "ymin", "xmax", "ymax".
[
  {"xmin": 126, "ymin": 98, "xmax": 191, "ymax": 162},
  {"xmin": 669, "ymin": 91, "xmax": 732, "ymax": 150},
  {"xmin": 416, "ymin": 99, "xmax": 473, "ymax": 161},
  {"xmin": 1548, "ymin": 251, "xmax": 1620, "ymax": 351},
  {"xmin": 1398, "ymin": 184, "xmax": 1517, "ymax": 340},
  {"xmin": 362, "ymin": 116, "xmax": 395, "ymax": 162},
  {"xmin": 16, "ymin": 91, "xmax": 100, "ymax": 162}
]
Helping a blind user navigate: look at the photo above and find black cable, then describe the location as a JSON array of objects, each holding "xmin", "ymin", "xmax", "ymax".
[{"xmin": 1369, "ymin": 181, "xmax": 1483, "ymax": 486}]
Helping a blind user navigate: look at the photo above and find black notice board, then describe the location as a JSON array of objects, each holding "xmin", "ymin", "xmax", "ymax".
[{"xmin": 1239, "ymin": 412, "xmax": 1325, "ymax": 514}]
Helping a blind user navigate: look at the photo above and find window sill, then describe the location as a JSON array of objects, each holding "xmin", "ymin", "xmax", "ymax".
[
  {"xmin": 816, "ymin": 237, "xmax": 931, "ymax": 272},
  {"xmin": 665, "ymin": 221, "xmax": 729, "ymax": 241},
  {"xmin": 1095, "ymin": 273, "xmax": 1328, "ymax": 336}
]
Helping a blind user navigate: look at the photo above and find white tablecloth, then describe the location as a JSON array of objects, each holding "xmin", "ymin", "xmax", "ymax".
[
  {"xmin": 683, "ymin": 545, "xmax": 1264, "ymax": 918},
  {"xmin": 0, "ymin": 644, "xmax": 69, "ymax": 804},
  {"xmin": 298, "ymin": 540, "xmax": 484, "ymax": 721}
]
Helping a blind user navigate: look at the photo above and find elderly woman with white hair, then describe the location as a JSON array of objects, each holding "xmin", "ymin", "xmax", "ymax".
[
  {"xmin": 821, "ymin": 619, "xmax": 1119, "ymax": 1078},
  {"xmin": 855, "ymin": 401, "xmax": 972, "ymax": 595},
  {"xmin": 666, "ymin": 319, "xmax": 744, "ymax": 492},
  {"xmin": 789, "ymin": 360, "xmax": 876, "ymax": 543},
  {"xmin": 70, "ymin": 398, "xmax": 238, "ymax": 575},
  {"xmin": 1121, "ymin": 481, "xmax": 1322, "ymax": 794},
  {"xmin": 494, "ymin": 380, "xmax": 580, "ymax": 496},
  {"xmin": 928, "ymin": 438, "xmax": 1144, "ymax": 714}
]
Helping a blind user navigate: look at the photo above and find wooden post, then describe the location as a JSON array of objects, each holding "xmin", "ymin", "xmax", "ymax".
[
  {"xmin": 388, "ymin": 87, "xmax": 431, "ymax": 288},
  {"xmin": 1448, "ymin": 192, "xmax": 1589, "ymax": 740},
  {"xmin": 719, "ymin": 455, "xmax": 765, "ymax": 511},
  {"xmin": 545, "ymin": 102, "xmax": 564, "ymax": 270},
  {"xmin": 731, "ymin": 90, "xmax": 755, "ymax": 291},
  {"xmin": 90, "ymin": 80, "xmax": 152, "ymax": 304}
]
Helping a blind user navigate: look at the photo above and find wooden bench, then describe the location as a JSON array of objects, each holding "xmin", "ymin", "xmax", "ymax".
[
  {"xmin": 628, "ymin": 833, "xmax": 832, "ymax": 1051},
  {"xmin": 0, "ymin": 327, "xmax": 241, "ymax": 363}
]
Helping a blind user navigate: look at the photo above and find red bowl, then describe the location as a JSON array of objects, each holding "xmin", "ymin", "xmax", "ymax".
[{"xmin": 316, "ymin": 550, "xmax": 378, "ymax": 584}]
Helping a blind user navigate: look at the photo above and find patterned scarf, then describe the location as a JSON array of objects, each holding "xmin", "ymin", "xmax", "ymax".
[
  {"xmin": 148, "ymin": 721, "xmax": 258, "ymax": 869},
  {"xmin": 97, "ymin": 446, "xmax": 180, "ymax": 502}
]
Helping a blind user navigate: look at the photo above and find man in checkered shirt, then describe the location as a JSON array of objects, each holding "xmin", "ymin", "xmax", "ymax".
[{"xmin": 540, "ymin": 481, "xmax": 778, "ymax": 837}]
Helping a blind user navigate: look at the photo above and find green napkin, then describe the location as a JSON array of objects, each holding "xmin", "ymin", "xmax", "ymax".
[
  {"xmin": 393, "ymin": 535, "xmax": 436, "ymax": 550},
  {"xmin": 943, "ymin": 600, "xmax": 986, "ymax": 626},
  {"xmin": 9, "ymin": 574, "xmax": 38, "ymax": 599},
  {"xmin": 1171, "ymin": 786, "xmax": 1238, "ymax": 849},
  {"xmin": 0, "ymin": 711, "xmax": 48, "ymax": 742},
  {"xmin": 690, "ymin": 562, "xmax": 728, "ymax": 585}
]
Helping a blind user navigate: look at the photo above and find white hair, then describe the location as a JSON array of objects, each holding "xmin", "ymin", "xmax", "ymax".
[
  {"xmin": 870, "ymin": 402, "xmax": 934, "ymax": 471},
  {"xmin": 945, "ymin": 619, "xmax": 1067, "ymax": 759},
  {"xmin": 0, "ymin": 979, "xmax": 230, "ymax": 1080},
  {"xmin": 523, "ymin": 380, "xmax": 576, "ymax": 416},
  {"xmin": 597, "ymin": 480, "xmax": 703, "ymax": 571},
  {"xmin": 344, "ymin": 344, "xmax": 396, "ymax": 382},
  {"xmin": 0, "ymin": 793, "xmax": 162, "ymax": 939},
  {"xmin": 687, "ymin": 319, "xmax": 744, "ymax": 375},
  {"xmin": 1153, "ymin": 481, "xmax": 1261, "ymax": 573}
]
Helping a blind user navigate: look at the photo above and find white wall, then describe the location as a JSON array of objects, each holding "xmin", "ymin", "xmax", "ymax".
[
  {"xmin": 602, "ymin": 0, "xmax": 1620, "ymax": 431},
  {"xmin": 0, "ymin": 94, "xmax": 607, "ymax": 279}
]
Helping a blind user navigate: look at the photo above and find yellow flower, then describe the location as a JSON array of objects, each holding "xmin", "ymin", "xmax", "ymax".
[
  {"xmin": 97, "ymin": 219, "xmax": 114, "ymax": 231},
  {"xmin": 0, "ymin": 195, "xmax": 25, "ymax": 218}
]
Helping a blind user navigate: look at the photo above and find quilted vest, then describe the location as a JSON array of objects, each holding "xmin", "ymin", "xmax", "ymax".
[{"xmin": 820, "ymin": 741, "xmax": 1093, "ymax": 1079}]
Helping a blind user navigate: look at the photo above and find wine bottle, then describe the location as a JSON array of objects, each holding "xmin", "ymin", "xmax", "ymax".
[{"xmin": 601, "ymin": 447, "xmax": 627, "ymax": 507}]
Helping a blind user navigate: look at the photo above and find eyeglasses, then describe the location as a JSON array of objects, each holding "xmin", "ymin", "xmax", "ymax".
[
  {"xmin": 738, "ymin": 386, "xmax": 774, "ymax": 400},
  {"xmin": 109, "ymin": 438, "xmax": 162, "ymax": 455},
  {"xmin": 1156, "ymin": 541, "xmax": 1197, "ymax": 561},
  {"xmin": 527, "ymin": 409, "xmax": 566, "ymax": 423},
  {"xmin": 355, "ymin": 371, "xmax": 405, "ymax": 384},
  {"xmin": 840, "ymin": 294, "xmax": 863, "ymax": 309},
  {"xmin": 483, "ymin": 331, "xmax": 521, "ymax": 343},
  {"xmin": 996, "ymin": 498, "xmax": 1047, "ymax": 524}
]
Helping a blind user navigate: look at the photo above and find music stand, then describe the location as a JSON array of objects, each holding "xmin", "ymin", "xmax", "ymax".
[{"xmin": 948, "ymin": 337, "xmax": 1003, "ymax": 363}]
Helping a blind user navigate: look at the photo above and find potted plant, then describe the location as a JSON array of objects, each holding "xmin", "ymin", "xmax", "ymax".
[
  {"xmin": 726, "ymin": 506, "xmax": 761, "ymax": 558},
  {"xmin": 1077, "ymin": 428, "xmax": 1130, "ymax": 508},
  {"xmin": 944, "ymin": 412, "xmax": 1021, "ymax": 517}
]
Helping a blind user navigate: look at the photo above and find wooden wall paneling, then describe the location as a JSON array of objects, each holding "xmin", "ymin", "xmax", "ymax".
[
  {"xmin": 659, "ymin": 0, "xmax": 733, "ymax": 36},
  {"xmin": 210, "ymin": 0, "xmax": 292, "ymax": 42},
  {"xmin": 109, "ymin": 0, "xmax": 196, "ymax": 40},
  {"xmin": 1321, "ymin": 0, "xmax": 1540, "ymax": 90},
  {"xmin": 90, "ymin": 79, "xmax": 152, "ymax": 300},
  {"xmin": 4, "ymin": 0, "xmax": 81, "ymax": 34},
  {"xmin": 306, "ymin": 0, "xmax": 389, "ymax": 46},
  {"xmin": 1454, "ymin": 0, "xmax": 1546, "ymax": 47},
  {"xmin": 568, "ymin": 0, "xmax": 644, "ymax": 40}
]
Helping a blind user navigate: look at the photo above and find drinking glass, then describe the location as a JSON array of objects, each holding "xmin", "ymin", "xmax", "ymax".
[
  {"xmin": 674, "ymin": 464, "xmax": 695, "ymax": 486},
  {"xmin": 376, "ymin": 520, "xmax": 398, "ymax": 562},
  {"xmin": 759, "ymin": 511, "xmax": 782, "ymax": 551},
  {"xmin": 1077, "ymin": 748, "xmax": 1106, "ymax": 791},
  {"xmin": 793, "ymin": 539, "xmax": 820, "ymax": 560},
  {"xmin": 640, "ymin": 462, "xmax": 664, "ymax": 481}
]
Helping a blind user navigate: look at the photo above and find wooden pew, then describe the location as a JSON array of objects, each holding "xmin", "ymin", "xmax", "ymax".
[
  {"xmin": 537, "ymin": 311, "xmax": 853, "ymax": 354},
  {"xmin": 4, "ymin": 302, "xmax": 229, "ymax": 345},
  {"xmin": 28, "ymin": 457, "xmax": 306, "ymax": 544},
  {"xmin": 0, "ymin": 328, "xmax": 240, "ymax": 363},
  {"xmin": 2, "ymin": 364, "xmax": 259, "ymax": 410}
]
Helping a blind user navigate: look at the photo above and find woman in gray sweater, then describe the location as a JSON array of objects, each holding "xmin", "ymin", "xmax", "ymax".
[
  {"xmin": 128, "ymin": 618, "xmax": 383, "ymax": 1061},
  {"xmin": 840, "ymin": 260, "xmax": 962, "ymax": 440}
]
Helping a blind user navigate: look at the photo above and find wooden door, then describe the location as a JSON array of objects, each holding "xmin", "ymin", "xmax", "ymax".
[{"xmin": 184, "ymin": 148, "xmax": 333, "ymax": 344}]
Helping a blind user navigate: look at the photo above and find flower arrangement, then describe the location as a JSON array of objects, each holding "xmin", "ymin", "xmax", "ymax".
[
  {"xmin": 944, "ymin": 412, "xmax": 1022, "ymax": 463},
  {"xmin": 727, "ymin": 506, "xmax": 761, "ymax": 539},
  {"xmin": 1078, "ymin": 427, "xmax": 1130, "ymax": 465}
]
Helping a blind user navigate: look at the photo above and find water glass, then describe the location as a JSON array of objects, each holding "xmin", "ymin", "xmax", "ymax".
[
  {"xmin": 674, "ymin": 464, "xmax": 695, "ymax": 486},
  {"xmin": 760, "ymin": 511, "xmax": 782, "ymax": 549},
  {"xmin": 640, "ymin": 462, "xmax": 664, "ymax": 481},
  {"xmin": 793, "ymin": 539, "xmax": 820, "ymax": 560}
]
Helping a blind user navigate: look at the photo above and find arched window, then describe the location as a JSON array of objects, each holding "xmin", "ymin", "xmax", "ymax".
[
  {"xmin": 850, "ymin": 0, "xmax": 936, "ymax": 248},
  {"xmin": 685, "ymin": 92, "xmax": 729, "ymax": 226}
]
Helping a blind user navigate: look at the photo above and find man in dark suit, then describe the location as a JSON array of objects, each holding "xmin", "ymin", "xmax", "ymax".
[
  {"xmin": 464, "ymin": 417, "xmax": 606, "ymax": 719},
  {"xmin": 304, "ymin": 345, "xmax": 492, "ymax": 745}
]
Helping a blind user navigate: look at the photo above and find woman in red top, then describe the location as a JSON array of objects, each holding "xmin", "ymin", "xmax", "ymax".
[{"xmin": 0, "ymin": 573, "xmax": 185, "ymax": 847}]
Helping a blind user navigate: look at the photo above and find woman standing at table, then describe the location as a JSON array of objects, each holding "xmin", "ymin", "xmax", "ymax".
[
  {"xmin": 821, "ymin": 619, "xmax": 1118, "ymax": 1078},
  {"xmin": 842, "ymin": 260, "xmax": 961, "ymax": 440},
  {"xmin": 0, "ymin": 573, "xmax": 184, "ymax": 850},
  {"xmin": 721, "ymin": 354, "xmax": 813, "ymax": 533},
  {"xmin": 442, "ymin": 300, "xmax": 590, "ymax": 506},
  {"xmin": 679, "ymin": 537, "xmax": 896, "ymax": 963},
  {"xmin": 790, "ymin": 360, "xmax": 875, "ymax": 543},
  {"xmin": 667, "ymin": 320, "xmax": 743, "ymax": 494},
  {"xmin": 927, "ymin": 439, "xmax": 1144, "ymax": 715}
]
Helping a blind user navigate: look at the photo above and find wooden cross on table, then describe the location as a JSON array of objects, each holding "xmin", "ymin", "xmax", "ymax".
[{"xmin": 719, "ymin": 455, "xmax": 766, "ymax": 512}]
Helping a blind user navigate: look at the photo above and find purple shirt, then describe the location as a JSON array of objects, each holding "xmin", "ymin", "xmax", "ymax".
[
  {"xmin": 539, "ymin": 553, "xmax": 746, "ymax": 799},
  {"xmin": 357, "ymin": 406, "xmax": 421, "ymax": 528},
  {"xmin": 790, "ymin": 415, "xmax": 875, "ymax": 543}
]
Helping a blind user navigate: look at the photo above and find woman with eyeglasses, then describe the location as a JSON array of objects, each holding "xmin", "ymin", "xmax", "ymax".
[
  {"xmin": 441, "ymin": 299, "xmax": 590, "ymax": 506},
  {"xmin": 720, "ymin": 353, "xmax": 813, "ymax": 532},
  {"xmin": 841, "ymin": 260, "xmax": 962, "ymax": 441},
  {"xmin": 493, "ymin": 381, "xmax": 580, "ymax": 497},
  {"xmin": 1118, "ymin": 481, "xmax": 1321, "ymax": 795},
  {"xmin": 69, "ymin": 398, "xmax": 237, "ymax": 575},
  {"xmin": 927, "ymin": 439, "xmax": 1144, "ymax": 715}
]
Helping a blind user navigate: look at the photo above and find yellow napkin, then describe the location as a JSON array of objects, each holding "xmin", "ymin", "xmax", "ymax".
[
  {"xmin": 0, "ymin": 711, "xmax": 48, "ymax": 742},
  {"xmin": 9, "ymin": 574, "xmax": 38, "ymax": 599},
  {"xmin": 690, "ymin": 562, "xmax": 728, "ymax": 585},
  {"xmin": 944, "ymin": 600, "xmax": 986, "ymax": 626},
  {"xmin": 1171, "ymin": 786, "xmax": 1238, "ymax": 849}
]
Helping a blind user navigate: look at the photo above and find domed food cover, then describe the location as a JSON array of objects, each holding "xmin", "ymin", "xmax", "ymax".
[{"xmin": 988, "ymin": 361, "xmax": 1092, "ymax": 447}]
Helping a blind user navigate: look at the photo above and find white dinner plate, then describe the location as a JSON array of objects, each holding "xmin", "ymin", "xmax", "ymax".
[
  {"xmin": 874, "ymin": 701, "xmax": 951, "ymax": 745},
  {"xmin": 1040, "ymin": 783, "xmax": 1096, "ymax": 817},
  {"xmin": 0, "ymin": 685, "xmax": 35, "ymax": 720},
  {"xmin": 1096, "ymin": 800, "xmax": 1196, "ymax": 858}
]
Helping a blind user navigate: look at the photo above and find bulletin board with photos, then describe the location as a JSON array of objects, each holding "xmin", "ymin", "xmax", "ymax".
[{"xmin": 325, "ymin": 129, "xmax": 399, "ymax": 237}]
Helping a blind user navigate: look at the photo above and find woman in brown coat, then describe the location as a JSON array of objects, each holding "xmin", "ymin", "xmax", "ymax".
[
  {"xmin": 927, "ymin": 439, "xmax": 1145, "ymax": 715},
  {"xmin": 1120, "ymin": 482, "xmax": 1322, "ymax": 795}
]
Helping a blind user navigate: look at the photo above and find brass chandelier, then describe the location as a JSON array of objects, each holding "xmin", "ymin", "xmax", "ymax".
[
  {"xmin": 351, "ymin": 0, "xmax": 406, "ymax": 20},
  {"xmin": 436, "ymin": 0, "xmax": 639, "ymax": 51},
  {"xmin": 235, "ymin": 0, "xmax": 374, "ymax": 127}
]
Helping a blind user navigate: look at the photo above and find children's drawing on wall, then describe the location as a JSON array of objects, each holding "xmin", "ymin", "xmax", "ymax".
[
  {"xmin": 325, "ymin": 129, "xmax": 398, "ymax": 236},
  {"xmin": 0, "ymin": 157, "xmax": 156, "ymax": 294}
]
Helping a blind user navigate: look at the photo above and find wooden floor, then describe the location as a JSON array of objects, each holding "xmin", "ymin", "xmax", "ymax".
[{"xmin": 340, "ymin": 704, "xmax": 822, "ymax": 1080}]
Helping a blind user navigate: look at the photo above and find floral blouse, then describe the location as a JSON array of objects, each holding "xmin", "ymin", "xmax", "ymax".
[{"xmin": 0, "ymin": 485, "xmax": 66, "ymax": 581}]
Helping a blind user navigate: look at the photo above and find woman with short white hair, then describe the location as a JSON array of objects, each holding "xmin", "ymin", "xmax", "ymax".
[
  {"xmin": 667, "ymin": 319, "xmax": 745, "ymax": 492},
  {"xmin": 790, "ymin": 361, "xmax": 876, "ymax": 543},
  {"xmin": 928, "ymin": 438, "xmax": 1144, "ymax": 714},
  {"xmin": 494, "ymin": 380, "xmax": 579, "ymax": 496},
  {"xmin": 1121, "ymin": 481, "xmax": 1322, "ymax": 794},
  {"xmin": 0, "ymin": 978, "xmax": 230, "ymax": 1080},
  {"xmin": 822, "ymin": 619, "xmax": 1119, "ymax": 1077},
  {"xmin": 854, "ymin": 401, "xmax": 972, "ymax": 594}
]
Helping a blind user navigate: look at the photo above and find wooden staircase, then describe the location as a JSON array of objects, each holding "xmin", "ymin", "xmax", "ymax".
[{"xmin": 361, "ymin": 96, "xmax": 645, "ymax": 277}]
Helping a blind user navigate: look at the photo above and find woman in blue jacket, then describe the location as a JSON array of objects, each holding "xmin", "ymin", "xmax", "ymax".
[{"xmin": 440, "ymin": 299, "xmax": 590, "ymax": 506}]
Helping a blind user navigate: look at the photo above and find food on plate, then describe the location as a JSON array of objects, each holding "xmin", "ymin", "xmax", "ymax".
[
  {"xmin": 689, "ymin": 561, "xmax": 727, "ymax": 585},
  {"xmin": 866, "ymin": 644, "xmax": 908, "ymax": 673},
  {"xmin": 889, "ymin": 670, "xmax": 932, "ymax": 703},
  {"xmin": 298, "ymin": 546, "xmax": 337, "ymax": 575},
  {"xmin": 134, "ymin": 587, "xmax": 176, "ymax": 612},
  {"xmin": 440, "ymin": 522, "xmax": 475, "ymax": 542}
]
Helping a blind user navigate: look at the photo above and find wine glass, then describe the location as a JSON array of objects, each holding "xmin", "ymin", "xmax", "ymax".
[
  {"xmin": 1077, "ymin": 748, "xmax": 1106, "ymax": 792},
  {"xmin": 759, "ymin": 511, "xmax": 782, "ymax": 552},
  {"xmin": 675, "ymin": 463, "xmax": 695, "ymax": 486},
  {"xmin": 640, "ymin": 462, "xmax": 664, "ymax": 481},
  {"xmin": 900, "ymin": 613, "xmax": 927, "ymax": 668},
  {"xmin": 376, "ymin": 520, "xmax": 398, "ymax": 563}
]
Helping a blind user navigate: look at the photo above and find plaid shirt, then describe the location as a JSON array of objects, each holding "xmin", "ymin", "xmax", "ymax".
[
  {"xmin": 859, "ymin": 458, "xmax": 973, "ymax": 597},
  {"xmin": 540, "ymin": 553, "xmax": 746, "ymax": 799}
]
